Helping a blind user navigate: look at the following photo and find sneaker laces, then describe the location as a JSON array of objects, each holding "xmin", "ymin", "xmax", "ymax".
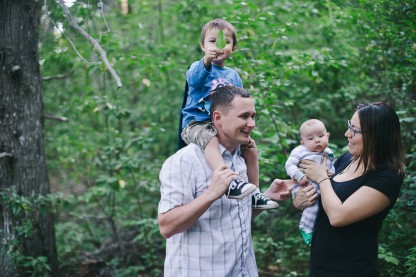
[
  {"xmin": 254, "ymin": 193, "xmax": 268, "ymax": 202},
  {"xmin": 230, "ymin": 179, "xmax": 245, "ymax": 190}
]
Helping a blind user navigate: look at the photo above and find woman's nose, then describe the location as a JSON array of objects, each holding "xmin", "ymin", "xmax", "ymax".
[
  {"xmin": 345, "ymin": 129, "xmax": 351, "ymax": 138},
  {"xmin": 247, "ymin": 117, "xmax": 255, "ymax": 127}
]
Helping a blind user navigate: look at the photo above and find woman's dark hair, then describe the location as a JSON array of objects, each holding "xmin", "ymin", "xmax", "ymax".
[
  {"xmin": 209, "ymin": 85, "xmax": 250, "ymax": 116},
  {"xmin": 357, "ymin": 102, "xmax": 405, "ymax": 178}
]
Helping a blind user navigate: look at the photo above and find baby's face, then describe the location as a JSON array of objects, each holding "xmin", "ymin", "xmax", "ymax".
[{"xmin": 300, "ymin": 125, "xmax": 329, "ymax": 153}]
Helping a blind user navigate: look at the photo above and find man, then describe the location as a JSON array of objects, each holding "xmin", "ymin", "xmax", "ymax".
[{"xmin": 158, "ymin": 85, "xmax": 293, "ymax": 276}]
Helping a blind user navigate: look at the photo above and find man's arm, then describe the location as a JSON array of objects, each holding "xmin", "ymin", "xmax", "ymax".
[{"xmin": 158, "ymin": 165, "xmax": 236, "ymax": 239}]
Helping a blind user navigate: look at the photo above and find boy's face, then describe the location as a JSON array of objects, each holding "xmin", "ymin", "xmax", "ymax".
[
  {"xmin": 300, "ymin": 123, "xmax": 329, "ymax": 153},
  {"xmin": 201, "ymin": 27, "xmax": 235, "ymax": 63}
]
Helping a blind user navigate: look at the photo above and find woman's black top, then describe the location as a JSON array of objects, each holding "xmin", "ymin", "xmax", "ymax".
[{"xmin": 309, "ymin": 153, "xmax": 402, "ymax": 277}]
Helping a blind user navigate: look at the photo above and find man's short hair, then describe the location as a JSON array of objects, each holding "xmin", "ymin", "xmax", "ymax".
[{"xmin": 210, "ymin": 85, "xmax": 251, "ymax": 116}]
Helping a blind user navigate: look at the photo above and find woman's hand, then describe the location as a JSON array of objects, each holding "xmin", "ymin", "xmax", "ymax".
[
  {"xmin": 293, "ymin": 184, "xmax": 318, "ymax": 210},
  {"xmin": 299, "ymin": 156, "xmax": 328, "ymax": 184}
]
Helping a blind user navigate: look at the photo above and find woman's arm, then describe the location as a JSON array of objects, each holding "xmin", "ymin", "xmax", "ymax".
[
  {"xmin": 319, "ymin": 179, "xmax": 390, "ymax": 227},
  {"xmin": 300, "ymin": 158, "xmax": 390, "ymax": 227}
]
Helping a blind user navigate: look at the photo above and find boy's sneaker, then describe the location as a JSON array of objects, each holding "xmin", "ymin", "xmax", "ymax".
[
  {"xmin": 252, "ymin": 192, "xmax": 279, "ymax": 209},
  {"xmin": 226, "ymin": 178, "xmax": 257, "ymax": 200}
]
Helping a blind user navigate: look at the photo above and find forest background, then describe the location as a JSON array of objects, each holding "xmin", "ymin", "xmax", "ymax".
[{"xmin": 2, "ymin": 0, "xmax": 416, "ymax": 276}]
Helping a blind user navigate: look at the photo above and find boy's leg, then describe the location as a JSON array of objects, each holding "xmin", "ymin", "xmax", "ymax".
[
  {"xmin": 242, "ymin": 140, "xmax": 279, "ymax": 209},
  {"xmin": 205, "ymin": 137, "xmax": 256, "ymax": 199},
  {"xmin": 204, "ymin": 136, "xmax": 225, "ymax": 171},
  {"xmin": 183, "ymin": 121, "xmax": 256, "ymax": 200},
  {"xmin": 241, "ymin": 142, "xmax": 259, "ymax": 187}
]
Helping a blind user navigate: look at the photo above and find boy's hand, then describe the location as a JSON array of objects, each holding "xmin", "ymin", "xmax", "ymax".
[
  {"xmin": 241, "ymin": 137, "xmax": 258, "ymax": 159},
  {"xmin": 204, "ymin": 47, "xmax": 224, "ymax": 68}
]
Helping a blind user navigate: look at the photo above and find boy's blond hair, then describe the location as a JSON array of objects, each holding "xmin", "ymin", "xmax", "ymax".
[{"xmin": 200, "ymin": 18, "xmax": 237, "ymax": 47}]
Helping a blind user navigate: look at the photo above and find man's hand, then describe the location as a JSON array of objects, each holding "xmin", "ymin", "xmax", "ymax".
[
  {"xmin": 298, "ymin": 176, "xmax": 309, "ymax": 186},
  {"xmin": 264, "ymin": 179, "xmax": 295, "ymax": 202},
  {"xmin": 205, "ymin": 165, "xmax": 237, "ymax": 201},
  {"xmin": 293, "ymin": 184, "xmax": 318, "ymax": 210}
]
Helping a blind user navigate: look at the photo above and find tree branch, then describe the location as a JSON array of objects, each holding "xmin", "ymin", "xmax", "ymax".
[
  {"xmin": 43, "ymin": 0, "xmax": 90, "ymax": 63},
  {"xmin": 42, "ymin": 74, "xmax": 69, "ymax": 81},
  {"xmin": 0, "ymin": 153, "xmax": 13, "ymax": 159},
  {"xmin": 57, "ymin": 0, "xmax": 122, "ymax": 88},
  {"xmin": 43, "ymin": 112, "xmax": 69, "ymax": 122}
]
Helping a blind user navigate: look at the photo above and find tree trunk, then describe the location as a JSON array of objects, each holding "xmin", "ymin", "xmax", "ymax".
[{"xmin": 0, "ymin": 0, "xmax": 58, "ymax": 275}]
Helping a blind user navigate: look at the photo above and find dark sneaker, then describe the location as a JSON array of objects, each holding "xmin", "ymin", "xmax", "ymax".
[
  {"xmin": 226, "ymin": 178, "xmax": 257, "ymax": 199},
  {"xmin": 252, "ymin": 192, "xmax": 279, "ymax": 209}
]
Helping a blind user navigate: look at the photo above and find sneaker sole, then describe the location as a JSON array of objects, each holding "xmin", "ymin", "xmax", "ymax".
[
  {"xmin": 227, "ymin": 184, "xmax": 257, "ymax": 200},
  {"xmin": 253, "ymin": 203, "xmax": 280, "ymax": 210}
]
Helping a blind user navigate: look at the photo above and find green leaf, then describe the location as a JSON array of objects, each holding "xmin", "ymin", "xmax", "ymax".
[{"xmin": 216, "ymin": 30, "xmax": 226, "ymax": 49}]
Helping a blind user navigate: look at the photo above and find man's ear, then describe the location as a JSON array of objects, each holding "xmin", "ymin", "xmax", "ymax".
[
  {"xmin": 212, "ymin": 110, "xmax": 222, "ymax": 125},
  {"xmin": 327, "ymin": 132, "xmax": 330, "ymax": 139},
  {"xmin": 200, "ymin": 43, "xmax": 205, "ymax": 52},
  {"xmin": 300, "ymin": 139, "xmax": 304, "ymax": 145}
]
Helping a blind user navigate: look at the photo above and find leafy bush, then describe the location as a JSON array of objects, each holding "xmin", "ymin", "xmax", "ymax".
[{"xmin": 37, "ymin": 0, "xmax": 415, "ymax": 275}]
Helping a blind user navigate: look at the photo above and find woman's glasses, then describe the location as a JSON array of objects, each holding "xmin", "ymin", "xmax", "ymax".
[{"xmin": 347, "ymin": 120, "xmax": 362, "ymax": 137}]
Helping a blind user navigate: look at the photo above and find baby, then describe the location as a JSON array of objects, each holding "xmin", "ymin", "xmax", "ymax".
[{"xmin": 286, "ymin": 119, "xmax": 335, "ymax": 245}]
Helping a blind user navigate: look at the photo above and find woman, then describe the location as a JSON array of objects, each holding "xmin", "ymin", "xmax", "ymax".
[{"xmin": 298, "ymin": 102, "xmax": 405, "ymax": 276}]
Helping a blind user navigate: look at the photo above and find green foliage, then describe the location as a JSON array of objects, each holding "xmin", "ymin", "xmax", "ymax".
[
  {"xmin": 36, "ymin": 0, "xmax": 416, "ymax": 275},
  {"xmin": 378, "ymin": 245, "xmax": 399, "ymax": 266},
  {"xmin": 253, "ymin": 205, "xmax": 310, "ymax": 276},
  {"xmin": 404, "ymin": 246, "xmax": 416, "ymax": 277},
  {"xmin": 0, "ymin": 189, "xmax": 62, "ymax": 276},
  {"xmin": 17, "ymin": 256, "xmax": 52, "ymax": 277}
]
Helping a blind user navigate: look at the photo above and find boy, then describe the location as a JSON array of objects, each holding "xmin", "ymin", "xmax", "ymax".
[
  {"xmin": 285, "ymin": 119, "xmax": 335, "ymax": 245},
  {"xmin": 181, "ymin": 18, "xmax": 277, "ymax": 209}
]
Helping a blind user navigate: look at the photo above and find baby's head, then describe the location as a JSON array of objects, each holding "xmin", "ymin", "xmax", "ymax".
[
  {"xmin": 200, "ymin": 18, "xmax": 237, "ymax": 48},
  {"xmin": 299, "ymin": 119, "xmax": 330, "ymax": 153}
]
